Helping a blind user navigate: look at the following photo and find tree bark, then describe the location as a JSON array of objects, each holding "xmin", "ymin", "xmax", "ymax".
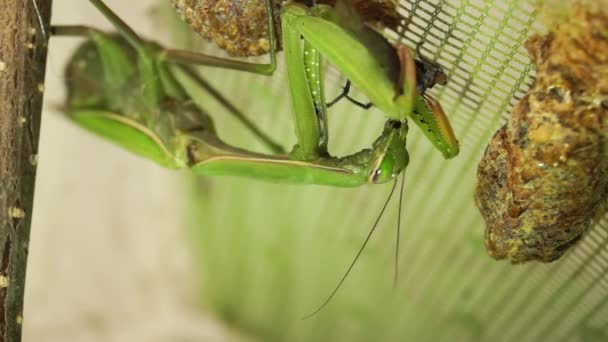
[{"xmin": 0, "ymin": 0, "xmax": 52, "ymax": 341}]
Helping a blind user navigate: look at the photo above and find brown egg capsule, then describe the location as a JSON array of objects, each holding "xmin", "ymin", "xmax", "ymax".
[
  {"xmin": 474, "ymin": 6, "xmax": 608, "ymax": 263},
  {"xmin": 170, "ymin": 0, "xmax": 400, "ymax": 57},
  {"xmin": 171, "ymin": 0, "xmax": 282, "ymax": 57}
]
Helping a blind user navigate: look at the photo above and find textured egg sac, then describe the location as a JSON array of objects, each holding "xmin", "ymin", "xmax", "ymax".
[
  {"xmin": 171, "ymin": 0, "xmax": 282, "ymax": 56},
  {"xmin": 170, "ymin": 0, "xmax": 400, "ymax": 57},
  {"xmin": 475, "ymin": 6, "xmax": 608, "ymax": 263}
]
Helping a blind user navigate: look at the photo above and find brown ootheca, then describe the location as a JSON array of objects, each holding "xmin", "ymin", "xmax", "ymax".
[
  {"xmin": 170, "ymin": 0, "xmax": 400, "ymax": 56},
  {"xmin": 475, "ymin": 5, "xmax": 608, "ymax": 263}
]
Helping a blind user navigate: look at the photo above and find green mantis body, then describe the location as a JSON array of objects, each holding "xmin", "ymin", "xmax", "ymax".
[
  {"xmin": 44, "ymin": 0, "xmax": 460, "ymax": 315},
  {"xmin": 49, "ymin": 0, "xmax": 459, "ymax": 188},
  {"xmin": 58, "ymin": 1, "xmax": 410, "ymax": 187}
]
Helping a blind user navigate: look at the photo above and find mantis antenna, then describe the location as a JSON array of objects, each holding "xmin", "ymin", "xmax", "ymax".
[
  {"xmin": 394, "ymin": 171, "xmax": 405, "ymax": 288},
  {"xmin": 303, "ymin": 177, "xmax": 401, "ymax": 319}
]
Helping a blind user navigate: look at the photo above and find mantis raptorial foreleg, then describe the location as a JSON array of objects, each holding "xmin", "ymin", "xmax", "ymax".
[
  {"xmin": 279, "ymin": 1, "xmax": 459, "ymax": 158},
  {"xmin": 326, "ymin": 80, "xmax": 373, "ymax": 109}
]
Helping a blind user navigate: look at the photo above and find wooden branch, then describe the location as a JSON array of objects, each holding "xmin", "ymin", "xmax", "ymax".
[{"xmin": 0, "ymin": 0, "xmax": 52, "ymax": 341}]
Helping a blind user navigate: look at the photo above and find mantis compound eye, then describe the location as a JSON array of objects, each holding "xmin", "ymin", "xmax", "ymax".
[
  {"xmin": 369, "ymin": 155, "xmax": 396, "ymax": 184},
  {"xmin": 368, "ymin": 120, "xmax": 409, "ymax": 184}
]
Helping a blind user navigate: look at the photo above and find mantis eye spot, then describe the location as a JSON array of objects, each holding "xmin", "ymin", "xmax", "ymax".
[{"xmin": 370, "ymin": 155, "xmax": 396, "ymax": 184}]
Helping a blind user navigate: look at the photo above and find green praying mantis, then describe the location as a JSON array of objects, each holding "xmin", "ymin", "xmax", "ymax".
[
  {"xmin": 37, "ymin": 0, "xmax": 459, "ymax": 316},
  {"xmin": 42, "ymin": 0, "xmax": 458, "ymax": 186}
]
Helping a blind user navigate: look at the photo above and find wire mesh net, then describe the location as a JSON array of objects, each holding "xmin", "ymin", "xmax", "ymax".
[{"xmin": 156, "ymin": 0, "xmax": 608, "ymax": 341}]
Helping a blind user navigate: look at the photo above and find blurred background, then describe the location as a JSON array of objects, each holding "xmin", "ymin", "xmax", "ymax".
[{"xmin": 26, "ymin": 0, "xmax": 608, "ymax": 341}]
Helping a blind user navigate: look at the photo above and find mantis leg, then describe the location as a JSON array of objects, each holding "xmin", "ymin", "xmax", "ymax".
[
  {"xmin": 159, "ymin": 0, "xmax": 277, "ymax": 76},
  {"xmin": 87, "ymin": 0, "xmax": 276, "ymax": 75},
  {"xmin": 281, "ymin": 6, "xmax": 330, "ymax": 161},
  {"xmin": 187, "ymin": 119, "xmax": 409, "ymax": 186},
  {"xmin": 282, "ymin": 2, "xmax": 460, "ymax": 159},
  {"xmin": 281, "ymin": 2, "xmax": 407, "ymax": 120},
  {"xmin": 89, "ymin": 0, "xmax": 272, "ymax": 74},
  {"xmin": 302, "ymin": 40, "xmax": 330, "ymax": 154},
  {"xmin": 175, "ymin": 65, "xmax": 286, "ymax": 154},
  {"xmin": 327, "ymin": 80, "xmax": 373, "ymax": 109}
]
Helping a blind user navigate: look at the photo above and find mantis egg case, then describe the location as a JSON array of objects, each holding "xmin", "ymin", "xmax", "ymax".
[
  {"xmin": 170, "ymin": 0, "xmax": 401, "ymax": 57},
  {"xmin": 474, "ymin": 5, "xmax": 608, "ymax": 264},
  {"xmin": 170, "ymin": 0, "xmax": 282, "ymax": 56}
]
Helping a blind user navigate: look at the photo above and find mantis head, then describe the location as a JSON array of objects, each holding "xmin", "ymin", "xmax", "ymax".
[{"xmin": 368, "ymin": 120, "xmax": 409, "ymax": 184}]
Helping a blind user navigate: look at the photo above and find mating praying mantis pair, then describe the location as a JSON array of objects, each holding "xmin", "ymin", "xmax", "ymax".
[{"xmin": 38, "ymin": 0, "xmax": 459, "ymax": 315}]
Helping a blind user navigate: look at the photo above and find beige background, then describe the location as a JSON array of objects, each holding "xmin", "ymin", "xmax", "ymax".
[{"xmin": 24, "ymin": 1, "xmax": 247, "ymax": 341}]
